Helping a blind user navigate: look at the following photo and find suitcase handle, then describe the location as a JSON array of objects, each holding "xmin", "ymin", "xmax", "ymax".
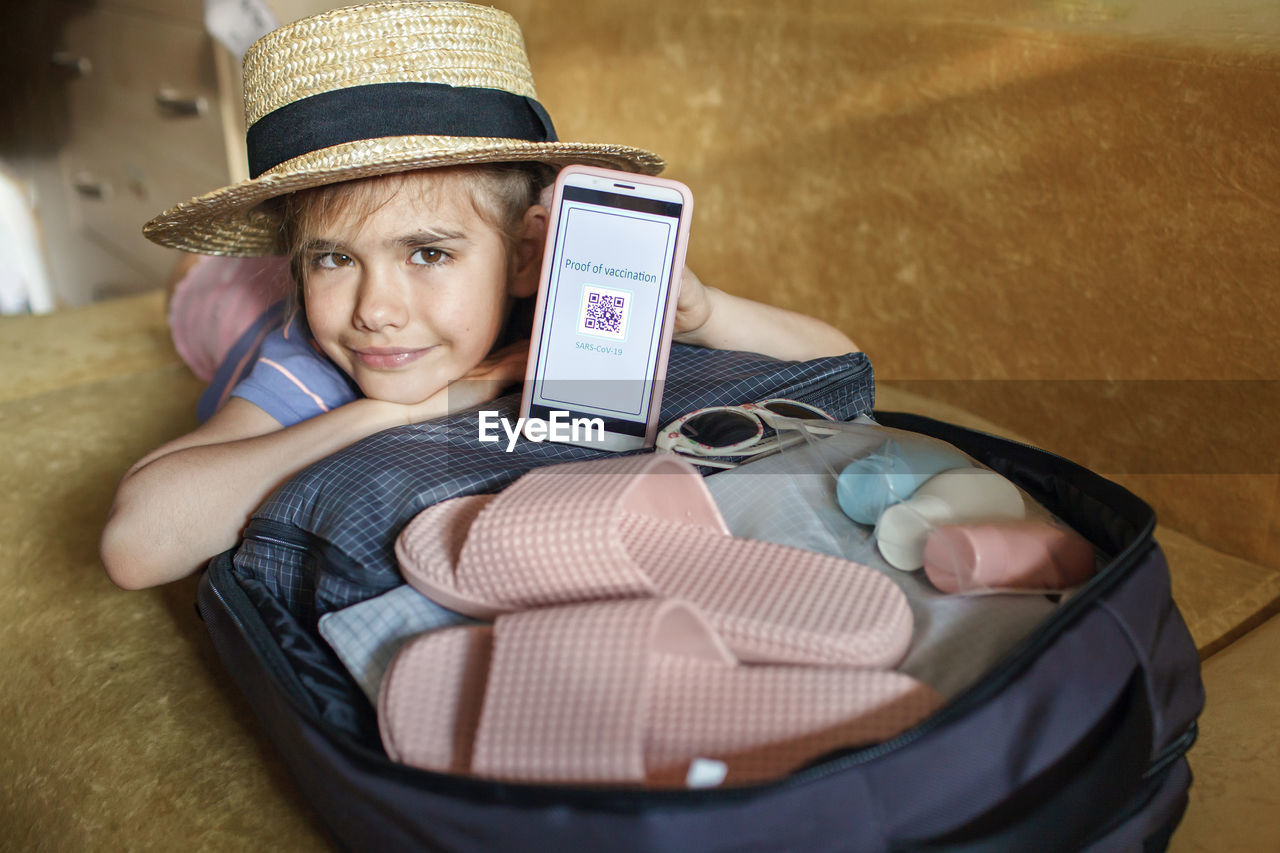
[{"xmin": 892, "ymin": 670, "xmax": 1153, "ymax": 852}]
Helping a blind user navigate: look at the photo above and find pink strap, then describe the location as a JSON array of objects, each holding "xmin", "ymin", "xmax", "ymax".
[
  {"xmin": 457, "ymin": 454, "xmax": 728, "ymax": 607},
  {"xmin": 470, "ymin": 599, "xmax": 733, "ymax": 783}
]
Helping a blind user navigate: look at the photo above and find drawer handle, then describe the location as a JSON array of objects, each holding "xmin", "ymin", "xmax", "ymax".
[
  {"xmin": 154, "ymin": 88, "xmax": 208, "ymax": 118},
  {"xmin": 71, "ymin": 173, "xmax": 110, "ymax": 200},
  {"xmin": 50, "ymin": 51, "xmax": 92, "ymax": 77}
]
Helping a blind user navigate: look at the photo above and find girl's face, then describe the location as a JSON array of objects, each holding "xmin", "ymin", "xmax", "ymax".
[{"xmin": 297, "ymin": 170, "xmax": 540, "ymax": 405}]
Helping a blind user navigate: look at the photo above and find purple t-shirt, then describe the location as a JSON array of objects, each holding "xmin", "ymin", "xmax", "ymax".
[{"xmin": 227, "ymin": 312, "xmax": 359, "ymax": 427}]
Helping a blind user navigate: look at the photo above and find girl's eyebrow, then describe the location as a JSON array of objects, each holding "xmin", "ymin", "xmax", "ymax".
[
  {"xmin": 396, "ymin": 228, "xmax": 467, "ymax": 246},
  {"xmin": 298, "ymin": 230, "xmax": 467, "ymax": 254},
  {"xmin": 298, "ymin": 238, "xmax": 346, "ymax": 254}
]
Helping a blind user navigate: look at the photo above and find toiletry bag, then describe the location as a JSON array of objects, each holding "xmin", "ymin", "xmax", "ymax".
[{"xmin": 195, "ymin": 345, "xmax": 1203, "ymax": 851}]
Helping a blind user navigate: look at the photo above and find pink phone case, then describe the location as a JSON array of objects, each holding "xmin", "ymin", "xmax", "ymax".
[{"xmin": 519, "ymin": 165, "xmax": 695, "ymax": 449}]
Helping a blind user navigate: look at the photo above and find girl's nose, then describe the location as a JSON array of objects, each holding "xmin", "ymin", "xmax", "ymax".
[{"xmin": 352, "ymin": 268, "xmax": 408, "ymax": 332}]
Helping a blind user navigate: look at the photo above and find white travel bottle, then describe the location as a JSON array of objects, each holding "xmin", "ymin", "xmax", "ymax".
[{"xmin": 875, "ymin": 468, "xmax": 1026, "ymax": 571}]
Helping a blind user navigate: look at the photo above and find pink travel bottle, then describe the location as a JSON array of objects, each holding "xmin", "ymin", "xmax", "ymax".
[{"xmin": 923, "ymin": 520, "xmax": 1097, "ymax": 593}]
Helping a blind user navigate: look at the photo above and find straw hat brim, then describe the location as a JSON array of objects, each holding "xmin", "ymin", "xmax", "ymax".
[{"xmin": 144, "ymin": 134, "xmax": 666, "ymax": 256}]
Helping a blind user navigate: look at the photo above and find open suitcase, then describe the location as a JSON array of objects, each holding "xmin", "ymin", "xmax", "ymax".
[{"xmin": 195, "ymin": 346, "xmax": 1203, "ymax": 851}]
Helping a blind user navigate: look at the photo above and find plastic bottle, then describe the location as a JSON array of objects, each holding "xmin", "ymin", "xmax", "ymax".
[
  {"xmin": 874, "ymin": 467, "xmax": 1026, "ymax": 571},
  {"xmin": 922, "ymin": 520, "xmax": 1096, "ymax": 593},
  {"xmin": 836, "ymin": 437, "xmax": 972, "ymax": 525}
]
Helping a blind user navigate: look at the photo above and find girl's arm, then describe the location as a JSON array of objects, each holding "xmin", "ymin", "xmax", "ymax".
[
  {"xmin": 100, "ymin": 344, "xmax": 526, "ymax": 589},
  {"xmin": 672, "ymin": 269, "xmax": 859, "ymax": 360},
  {"xmin": 101, "ymin": 396, "xmax": 408, "ymax": 589}
]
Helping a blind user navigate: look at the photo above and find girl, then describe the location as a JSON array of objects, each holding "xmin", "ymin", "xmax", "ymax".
[{"xmin": 100, "ymin": 2, "xmax": 856, "ymax": 590}]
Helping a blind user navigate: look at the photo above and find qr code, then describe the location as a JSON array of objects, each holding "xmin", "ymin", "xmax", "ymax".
[{"xmin": 577, "ymin": 284, "xmax": 631, "ymax": 341}]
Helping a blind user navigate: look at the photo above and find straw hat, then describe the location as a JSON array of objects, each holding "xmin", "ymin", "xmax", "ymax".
[{"xmin": 144, "ymin": 1, "xmax": 665, "ymax": 255}]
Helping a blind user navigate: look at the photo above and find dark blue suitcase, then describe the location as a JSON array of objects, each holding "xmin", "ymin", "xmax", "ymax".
[{"xmin": 195, "ymin": 346, "xmax": 1203, "ymax": 851}]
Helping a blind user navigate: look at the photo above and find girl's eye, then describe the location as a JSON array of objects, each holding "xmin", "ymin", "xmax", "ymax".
[
  {"xmin": 410, "ymin": 247, "xmax": 449, "ymax": 266},
  {"xmin": 312, "ymin": 252, "xmax": 353, "ymax": 270}
]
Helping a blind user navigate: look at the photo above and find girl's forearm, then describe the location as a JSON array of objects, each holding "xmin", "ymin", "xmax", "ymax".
[
  {"xmin": 675, "ymin": 287, "xmax": 859, "ymax": 361},
  {"xmin": 100, "ymin": 397, "xmax": 411, "ymax": 589}
]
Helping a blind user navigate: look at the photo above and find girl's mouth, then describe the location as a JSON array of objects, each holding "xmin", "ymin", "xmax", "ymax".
[{"xmin": 352, "ymin": 346, "xmax": 432, "ymax": 370}]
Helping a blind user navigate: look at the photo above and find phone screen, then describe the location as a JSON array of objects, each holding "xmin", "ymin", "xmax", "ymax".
[{"xmin": 526, "ymin": 184, "xmax": 684, "ymax": 437}]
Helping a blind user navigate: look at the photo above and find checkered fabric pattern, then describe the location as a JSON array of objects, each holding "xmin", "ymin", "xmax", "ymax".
[{"xmin": 233, "ymin": 346, "xmax": 873, "ymax": 621}]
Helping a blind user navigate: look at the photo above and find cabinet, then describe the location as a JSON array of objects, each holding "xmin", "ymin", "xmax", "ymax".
[
  {"xmin": 21, "ymin": 1, "xmax": 354, "ymax": 305},
  {"xmin": 21, "ymin": 1, "xmax": 243, "ymax": 304}
]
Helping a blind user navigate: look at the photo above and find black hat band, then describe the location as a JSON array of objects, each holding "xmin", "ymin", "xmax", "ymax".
[{"xmin": 246, "ymin": 81, "xmax": 558, "ymax": 178}]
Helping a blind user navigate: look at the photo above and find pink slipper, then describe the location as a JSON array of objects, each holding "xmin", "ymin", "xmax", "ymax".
[
  {"xmin": 396, "ymin": 454, "xmax": 914, "ymax": 667},
  {"xmin": 378, "ymin": 599, "xmax": 943, "ymax": 787}
]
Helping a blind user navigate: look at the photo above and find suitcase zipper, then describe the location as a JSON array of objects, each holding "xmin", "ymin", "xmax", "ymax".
[
  {"xmin": 776, "ymin": 356, "xmax": 874, "ymax": 410},
  {"xmin": 243, "ymin": 518, "xmax": 400, "ymax": 590},
  {"xmin": 1143, "ymin": 722, "xmax": 1197, "ymax": 779},
  {"xmin": 242, "ymin": 517, "xmax": 313, "ymax": 551}
]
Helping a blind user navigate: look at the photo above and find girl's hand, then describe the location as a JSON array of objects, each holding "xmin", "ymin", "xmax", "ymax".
[
  {"xmin": 672, "ymin": 266, "xmax": 713, "ymax": 339},
  {"xmin": 668, "ymin": 267, "xmax": 859, "ymax": 359},
  {"xmin": 402, "ymin": 340, "xmax": 529, "ymax": 424}
]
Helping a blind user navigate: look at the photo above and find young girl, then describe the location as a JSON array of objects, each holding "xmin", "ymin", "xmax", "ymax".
[{"xmin": 100, "ymin": 2, "xmax": 856, "ymax": 590}]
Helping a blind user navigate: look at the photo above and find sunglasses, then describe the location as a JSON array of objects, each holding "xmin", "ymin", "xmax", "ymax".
[{"xmin": 655, "ymin": 398, "xmax": 837, "ymax": 468}]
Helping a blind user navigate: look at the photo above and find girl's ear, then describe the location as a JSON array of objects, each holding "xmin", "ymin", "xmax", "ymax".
[{"xmin": 508, "ymin": 203, "xmax": 549, "ymax": 299}]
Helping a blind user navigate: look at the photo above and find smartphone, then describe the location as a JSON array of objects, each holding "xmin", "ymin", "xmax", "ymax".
[{"xmin": 519, "ymin": 165, "xmax": 693, "ymax": 451}]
